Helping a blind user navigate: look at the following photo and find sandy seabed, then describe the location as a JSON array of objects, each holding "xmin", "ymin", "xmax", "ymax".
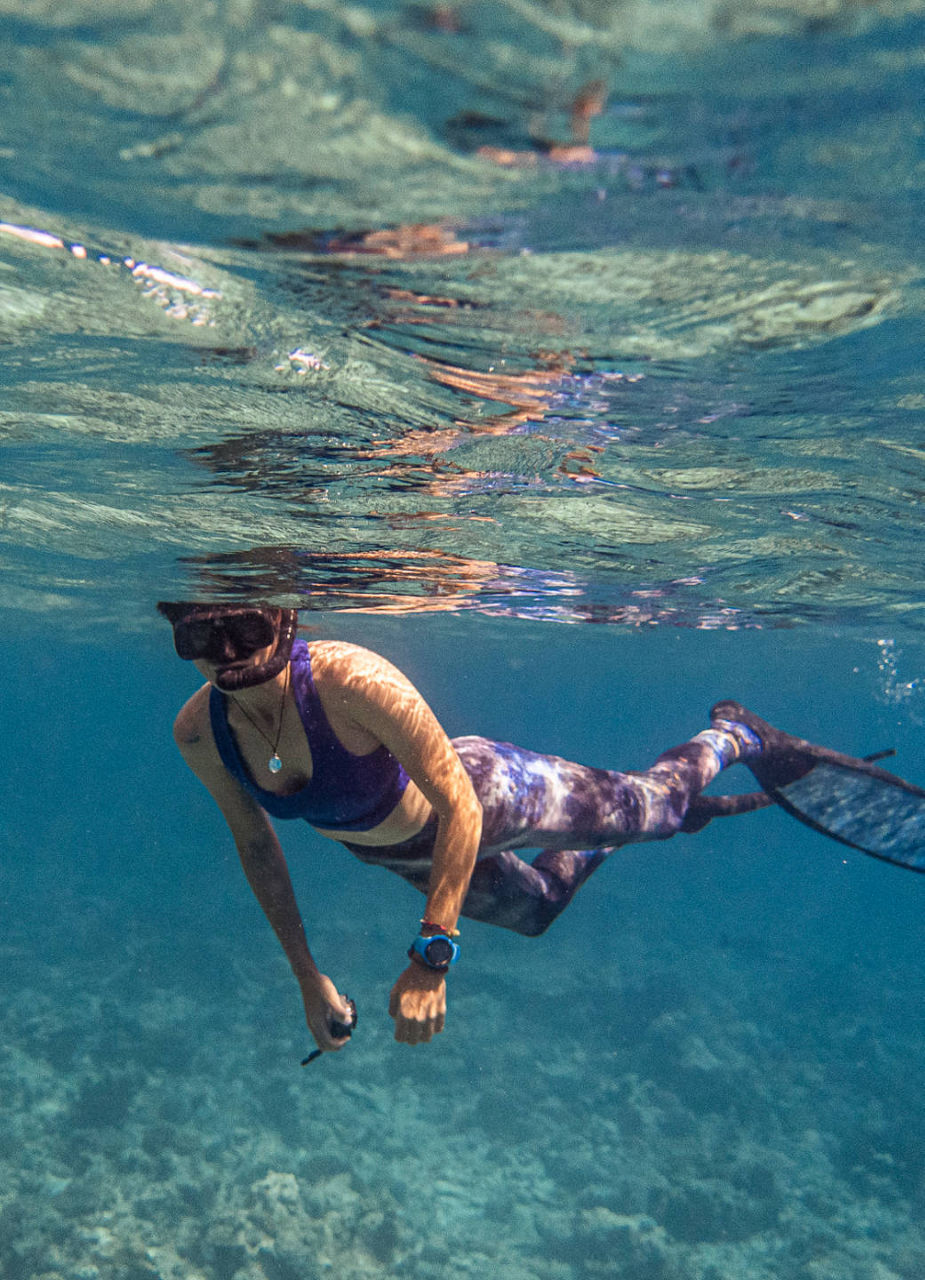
[{"xmin": 3, "ymin": 893, "xmax": 923, "ymax": 1280}]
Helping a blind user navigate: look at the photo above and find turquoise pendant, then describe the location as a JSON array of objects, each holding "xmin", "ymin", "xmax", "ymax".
[{"xmin": 268, "ymin": 754, "xmax": 282, "ymax": 774}]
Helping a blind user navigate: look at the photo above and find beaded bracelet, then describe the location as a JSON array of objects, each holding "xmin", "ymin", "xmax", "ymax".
[{"xmin": 420, "ymin": 918, "xmax": 461, "ymax": 938}]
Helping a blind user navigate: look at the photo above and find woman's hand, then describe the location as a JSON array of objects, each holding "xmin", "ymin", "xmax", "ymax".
[
  {"xmin": 300, "ymin": 972, "xmax": 355, "ymax": 1054},
  {"xmin": 388, "ymin": 963, "xmax": 447, "ymax": 1044}
]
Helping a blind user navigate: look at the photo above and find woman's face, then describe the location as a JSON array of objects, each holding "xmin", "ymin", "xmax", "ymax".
[
  {"xmin": 194, "ymin": 639, "xmax": 277, "ymax": 687},
  {"xmin": 170, "ymin": 608, "xmax": 282, "ymax": 689}
]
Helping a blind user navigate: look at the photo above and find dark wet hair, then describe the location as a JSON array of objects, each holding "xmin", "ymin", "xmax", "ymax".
[{"xmin": 157, "ymin": 601, "xmax": 298, "ymax": 690}]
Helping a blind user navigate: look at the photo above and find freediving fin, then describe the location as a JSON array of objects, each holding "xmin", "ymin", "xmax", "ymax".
[
  {"xmin": 709, "ymin": 700, "xmax": 925, "ymax": 871},
  {"xmin": 767, "ymin": 760, "xmax": 925, "ymax": 872}
]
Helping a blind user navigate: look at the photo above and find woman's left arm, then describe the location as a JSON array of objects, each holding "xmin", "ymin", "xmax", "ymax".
[{"xmin": 317, "ymin": 645, "xmax": 483, "ymax": 1044}]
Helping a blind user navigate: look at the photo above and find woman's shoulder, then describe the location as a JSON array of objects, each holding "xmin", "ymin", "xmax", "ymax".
[
  {"xmin": 308, "ymin": 639, "xmax": 400, "ymax": 676},
  {"xmin": 307, "ymin": 640, "xmax": 421, "ymax": 704},
  {"xmin": 172, "ymin": 681, "xmax": 214, "ymax": 751}
]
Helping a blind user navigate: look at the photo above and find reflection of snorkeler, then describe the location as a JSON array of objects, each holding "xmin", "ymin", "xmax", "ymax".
[{"xmin": 159, "ymin": 603, "xmax": 925, "ymax": 1057}]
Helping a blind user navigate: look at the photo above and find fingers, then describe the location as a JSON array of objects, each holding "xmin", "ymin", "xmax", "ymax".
[
  {"xmin": 387, "ymin": 966, "xmax": 447, "ymax": 1044},
  {"xmin": 388, "ymin": 988, "xmax": 446, "ymax": 1044},
  {"xmin": 306, "ymin": 999, "xmax": 354, "ymax": 1054},
  {"xmin": 323, "ymin": 1023, "xmax": 353, "ymax": 1050},
  {"xmin": 305, "ymin": 976, "xmax": 351, "ymax": 1038},
  {"xmin": 394, "ymin": 1006, "xmax": 445, "ymax": 1044},
  {"xmin": 310, "ymin": 1023, "xmax": 345, "ymax": 1054}
]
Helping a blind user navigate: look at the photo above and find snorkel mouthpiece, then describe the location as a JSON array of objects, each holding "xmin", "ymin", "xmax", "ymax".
[{"xmin": 214, "ymin": 608, "xmax": 297, "ymax": 691}]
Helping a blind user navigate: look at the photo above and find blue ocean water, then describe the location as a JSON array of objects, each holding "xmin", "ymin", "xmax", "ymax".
[{"xmin": 3, "ymin": 1, "xmax": 925, "ymax": 1277}]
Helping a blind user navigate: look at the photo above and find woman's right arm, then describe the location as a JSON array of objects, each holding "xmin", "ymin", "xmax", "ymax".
[{"xmin": 171, "ymin": 689, "xmax": 353, "ymax": 1053}]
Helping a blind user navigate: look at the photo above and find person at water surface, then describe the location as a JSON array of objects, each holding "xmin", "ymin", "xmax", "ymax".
[{"xmin": 159, "ymin": 602, "xmax": 925, "ymax": 1056}]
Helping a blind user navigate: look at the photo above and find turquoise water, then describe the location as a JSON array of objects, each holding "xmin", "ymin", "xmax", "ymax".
[{"xmin": 3, "ymin": 1, "xmax": 925, "ymax": 1276}]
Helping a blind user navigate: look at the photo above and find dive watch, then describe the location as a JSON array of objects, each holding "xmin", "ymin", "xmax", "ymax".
[{"xmin": 408, "ymin": 933, "xmax": 459, "ymax": 972}]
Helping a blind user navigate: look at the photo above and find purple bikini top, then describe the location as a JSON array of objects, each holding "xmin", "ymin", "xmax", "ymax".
[{"xmin": 209, "ymin": 639, "xmax": 409, "ymax": 832}]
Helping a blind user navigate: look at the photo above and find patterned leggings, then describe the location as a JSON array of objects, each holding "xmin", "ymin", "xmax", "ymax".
[{"xmin": 343, "ymin": 722, "xmax": 760, "ymax": 937}]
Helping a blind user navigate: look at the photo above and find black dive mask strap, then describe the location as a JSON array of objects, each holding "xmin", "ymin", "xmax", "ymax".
[{"xmin": 213, "ymin": 609, "xmax": 298, "ymax": 691}]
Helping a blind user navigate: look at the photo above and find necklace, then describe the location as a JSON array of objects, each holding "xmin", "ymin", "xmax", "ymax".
[{"xmin": 231, "ymin": 663, "xmax": 290, "ymax": 774}]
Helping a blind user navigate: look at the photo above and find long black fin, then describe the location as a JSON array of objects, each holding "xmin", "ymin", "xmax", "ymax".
[
  {"xmin": 711, "ymin": 701, "xmax": 925, "ymax": 872},
  {"xmin": 766, "ymin": 762, "xmax": 925, "ymax": 871}
]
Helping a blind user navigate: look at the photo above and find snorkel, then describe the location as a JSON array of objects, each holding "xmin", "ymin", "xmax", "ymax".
[
  {"xmin": 213, "ymin": 607, "xmax": 297, "ymax": 691},
  {"xmin": 157, "ymin": 602, "xmax": 298, "ymax": 691}
]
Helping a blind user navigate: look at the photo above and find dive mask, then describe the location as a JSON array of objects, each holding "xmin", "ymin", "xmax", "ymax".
[{"xmin": 172, "ymin": 609, "xmax": 276, "ymax": 664}]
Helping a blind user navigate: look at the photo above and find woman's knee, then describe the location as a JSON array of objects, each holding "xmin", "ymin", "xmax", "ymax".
[{"xmin": 460, "ymin": 894, "xmax": 557, "ymax": 937}]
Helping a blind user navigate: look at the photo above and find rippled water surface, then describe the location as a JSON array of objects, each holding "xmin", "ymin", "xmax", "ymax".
[{"xmin": 3, "ymin": 0, "xmax": 925, "ymax": 629}]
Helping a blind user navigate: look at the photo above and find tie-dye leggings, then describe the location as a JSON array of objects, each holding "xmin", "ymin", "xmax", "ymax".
[{"xmin": 343, "ymin": 719, "xmax": 761, "ymax": 936}]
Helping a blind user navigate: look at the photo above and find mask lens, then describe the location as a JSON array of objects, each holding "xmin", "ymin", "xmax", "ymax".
[
  {"xmin": 173, "ymin": 612, "xmax": 275, "ymax": 662},
  {"xmin": 173, "ymin": 618, "xmax": 214, "ymax": 660},
  {"xmin": 229, "ymin": 613, "xmax": 275, "ymax": 657}
]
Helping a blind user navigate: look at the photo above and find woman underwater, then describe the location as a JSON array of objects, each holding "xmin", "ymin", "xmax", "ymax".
[{"xmin": 159, "ymin": 602, "xmax": 925, "ymax": 1056}]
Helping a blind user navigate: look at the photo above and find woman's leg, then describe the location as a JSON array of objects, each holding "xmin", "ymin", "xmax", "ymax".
[
  {"xmin": 445, "ymin": 724, "xmax": 761, "ymax": 935},
  {"xmin": 345, "ymin": 821, "xmax": 616, "ymax": 937},
  {"xmin": 451, "ymin": 721, "xmax": 761, "ymax": 854},
  {"xmin": 456, "ymin": 846, "xmax": 614, "ymax": 936},
  {"xmin": 344, "ymin": 720, "xmax": 760, "ymax": 937}
]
